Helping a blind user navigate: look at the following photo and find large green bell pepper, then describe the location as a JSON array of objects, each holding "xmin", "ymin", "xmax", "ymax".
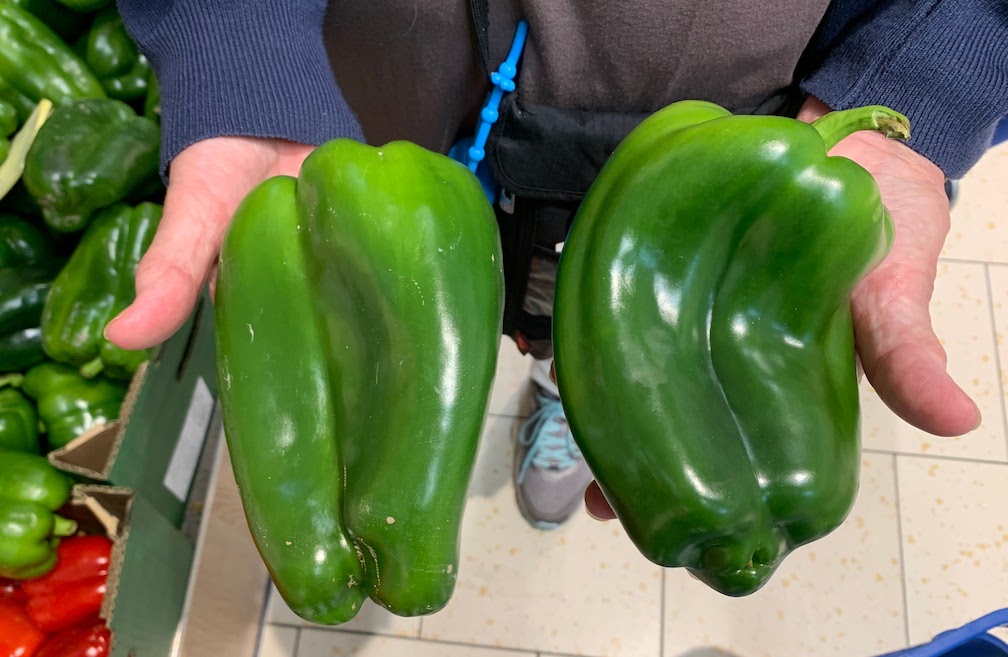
[
  {"xmin": 20, "ymin": 362, "xmax": 126, "ymax": 449},
  {"xmin": 84, "ymin": 8, "xmax": 150, "ymax": 101},
  {"xmin": 23, "ymin": 98, "xmax": 160, "ymax": 233},
  {"xmin": 553, "ymin": 102, "xmax": 908, "ymax": 597},
  {"xmin": 0, "ymin": 387, "xmax": 41, "ymax": 453},
  {"xmin": 215, "ymin": 139, "xmax": 504, "ymax": 623},
  {"xmin": 0, "ymin": 449, "xmax": 77, "ymax": 579},
  {"xmin": 41, "ymin": 202, "xmax": 160, "ymax": 379},
  {"xmin": 0, "ymin": 4, "xmax": 105, "ymax": 105},
  {"xmin": 0, "ymin": 263, "xmax": 62, "ymax": 372}
]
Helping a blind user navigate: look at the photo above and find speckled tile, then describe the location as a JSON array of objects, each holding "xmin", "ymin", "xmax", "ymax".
[
  {"xmin": 897, "ymin": 455, "xmax": 1008, "ymax": 645},
  {"xmin": 256, "ymin": 625, "xmax": 298, "ymax": 657},
  {"xmin": 297, "ymin": 631, "xmax": 535, "ymax": 657},
  {"xmin": 662, "ymin": 453, "xmax": 907, "ymax": 657},
  {"xmin": 991, "ymin": 264, "xmax": 1008, "ymax": 424},
  {"xmin": 487, "ymin": 338, "xmax": 534, "ymax": 417},
  {"xmin": 859, "ymin": 261, "xmax": 1006, "ymax": 461},
  {"xmin": 264, "ymin": 581, "xmax": 420, "ymax": 638},
  {"xmin": 941, "ymin": 141, "xmax": 1008, "ymax": 264},
  {"xmin": 420, "ymin": 415, "xmax": 664, "ymax": 657}
]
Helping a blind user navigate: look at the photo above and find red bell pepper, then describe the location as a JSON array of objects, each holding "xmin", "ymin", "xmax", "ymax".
[
  {"xmin": 35, "ymin": 621, "xmax": 111, "ymax": 657},
  {"xmin": 25, "ymin": 577, "xmax": 106, "ymax": 633},
  {"xmin": 0, "ymin": 577, "xmax": 25, "ymax": 602},
  {"xmin": 20, "ymin": 537, "xmax": 111, "ymax": 598},
  {"xmin": 0, "ymin": 599, "xmax": 46, "ymax": 657},
  {"xmin": 20, "ymin": 536, "xmax": 112, "ymax": 633}
]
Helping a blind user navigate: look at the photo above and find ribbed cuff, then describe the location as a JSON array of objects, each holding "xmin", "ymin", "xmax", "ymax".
[
  {"xmin": 800, "ymin": 0, "xmax": 1008, "ymax": 178},
  {"xmin": 118, "ymin": 0, "xmax": 365, "ymax": 179}
]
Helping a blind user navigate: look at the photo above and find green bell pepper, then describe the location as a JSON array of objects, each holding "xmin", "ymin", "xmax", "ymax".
[
  {"xmin": 0, "ymin": 449, "xmax": 77, "ymax": 579},
  {"xmin": 0, "ymin": 213, "xmax": 56, "ymax": 267},
  {"xmin": 143, "ymin": 68, "xmax": 160, "ymax": 122},
  {"xmin": 553, "ymin": 102, "xmax": 908, "ymax": 597},
  {"xmin": 8, "ymin": 0, "xmax": 92, "ymax": 44},
  {"xmin": 84, "ymin": 8, "xmax": 150, "ymax": 101},
  {"xmin": 0, "ymin": 387, "xmax": 41, "ymax": 453},
  {"xmin": 0, "ymin": 263, "xmax": 62, "ymax": 372},
  {"xmin": 56, "ymin": 0, "xmax": 113, "ymax": 12},
  {"xmin": 20, "ymin": 362, "xmax": 126, "ymax": 449},
  {"xmin": 41, "ymin": 202, "xmax": 160, "ymax": 380},
  {"xmin": 0, "ymin": 75, "xmax": 36, "ymax": 126},
  {"xmin": 23, "ymin": 98, "xmax": 160, "ymax": 233},
  {"xmin": 0, "ymin": 4, "xmax": 105, "ymax": 105},
  {"xmin": 215, "ymin": 139, "xmax": 504, "ymax": 623},
  {"xmin": 0, "ymin": 97, "xmax": 15, "ymax": 163}
]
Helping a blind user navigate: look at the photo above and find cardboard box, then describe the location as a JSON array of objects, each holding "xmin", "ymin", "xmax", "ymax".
[
  {"xmin": 48, "ymin": 293, "xmax": 219, "ymax": 528},
  {"xmin": 41, "ymin": 292, "xmax": 225, "ymax": 657}
]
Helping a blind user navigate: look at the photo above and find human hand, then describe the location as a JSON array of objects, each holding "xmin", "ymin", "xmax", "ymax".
[
  {"xmin": 796, "ymin": 96, "xmax": 981, "ymax": 437},
  {"xmin": 580, "ymin": 96, "xmax": 982, "ymax": 522},
  {"xmin": 103, "ymin": 137, "xmax": 316, "ymax": 351}
]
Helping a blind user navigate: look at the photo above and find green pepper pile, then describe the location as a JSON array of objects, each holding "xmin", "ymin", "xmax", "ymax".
[{"xmin": 0, "ymin": 1, "xmax": 161, "ymax": 457}]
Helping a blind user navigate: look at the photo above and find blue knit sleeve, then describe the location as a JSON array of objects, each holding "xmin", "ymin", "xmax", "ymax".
[
  {"xmin": 116, "ymin": 0, "xmax": 365, "ymax": 178},
  {"xmin": 800, "ymin": 0, "xmax": 1008, "ymax": 178}
]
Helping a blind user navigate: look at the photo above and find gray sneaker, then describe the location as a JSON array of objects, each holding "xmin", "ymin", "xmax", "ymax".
[{"xmin": 513, "ymin": 386, "xmax": 593, "ymax": 530}]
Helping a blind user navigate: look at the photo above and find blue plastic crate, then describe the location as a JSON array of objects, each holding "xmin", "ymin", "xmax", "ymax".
[{"xmin": 878, "ymin": 610, "xmax": 1008, "ymax": 657}]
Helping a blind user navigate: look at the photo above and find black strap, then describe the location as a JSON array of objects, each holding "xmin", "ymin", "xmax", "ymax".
[{"xmin": 468, "ymin": 0, "xmax": 491, "ymax": 74}]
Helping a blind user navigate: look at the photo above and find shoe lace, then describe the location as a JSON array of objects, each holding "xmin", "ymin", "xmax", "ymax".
[{"xmin": 516, "ymin": 391, "xmax": 581, "ymax": 484}]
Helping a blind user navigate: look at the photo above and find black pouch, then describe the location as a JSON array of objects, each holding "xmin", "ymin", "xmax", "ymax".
[{"xmin": 486, "ymin": 94, "xmax": 650, "ymax": 344}]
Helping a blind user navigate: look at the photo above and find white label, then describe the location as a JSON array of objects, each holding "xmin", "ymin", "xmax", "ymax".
[{"xmin": 164, "ymin": 377, "xmax": 215, "ymax": 502}]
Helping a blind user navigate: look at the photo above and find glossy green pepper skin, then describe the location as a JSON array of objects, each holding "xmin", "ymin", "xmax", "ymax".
[
  {"xmin": 0, "ymin": 263, "xmax": 62, "ymax": 372},
  {"xmin": 23, "ymin": 98, "xmax": 159, "ymax": 233},
  {"xmin": 0, "ymin": 214, "xmax": 56, "ymax": 268},
  {"xmin": 216, "ymin": 140, "xmax": 504, "ymax": 623},
  {"xmin": 85, "ymin": 8, "xmax": 150, "ymax": 101},
  {"xmin": 0, "ymin": 97, "xmax": 15, "ymax": 163},
  {"xmin": 0, "ymin": 75, "xmax": 36, "ymax": 125},
  {"xmin": 0, "ymin": 4, "xmax": 105, "ymax": 105},
  {"xmin": 56, "ymin": 0, "xmax": 113, "ymax": 12},
  {"xmin": 0, "ymin": 387, "xmax": 41, "ymax": 454},
  {"xmin": 8, "ymin": 0, "xmax": 91, "ymax": 43},
  {"xmin": 20, "ymin": 362, "xmax": 126, "ymax": 449},
  {"xmin": 553, "ymin": 102, "xmax": 907, "ymax": 597},
  {"xmin": 41, "ymin": 203, "xmax": 160, "ymax": 380},
  {"xmin": 0, "ymin": 449, "xmax": 77, "ymax": 579}
]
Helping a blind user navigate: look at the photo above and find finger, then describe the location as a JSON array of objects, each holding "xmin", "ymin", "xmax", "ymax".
[
  {"xmin": 584, "ymin": 481, "xmax": 617, "ymax": 521},
  {"xmin": 854, "ymin": 272, "xmax": 981, "ymax": 436},
  {"xmin": 549, "ymin": 359, "xmax": 557, "ymax": 385}
]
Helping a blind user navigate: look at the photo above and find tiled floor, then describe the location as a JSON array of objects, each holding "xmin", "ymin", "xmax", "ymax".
[{"xmin": 226, "ymin": 142, "xmax": 1008, "ymax": 657}]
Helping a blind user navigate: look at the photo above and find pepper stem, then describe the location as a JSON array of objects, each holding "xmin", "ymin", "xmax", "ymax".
[
  {"xmin": 80, "ymin": 357, "xmax": 104, "ymax": 379},
  {"xmin": 52, "ymin": 515, "xmax": 78, "ymax": 537},
  {"xmin": 0, "ymin": 373, "xmax": 23, "ymax": 388},
  {"xmin": 811, "ymin": 105, "xmax": 911, "ymax": 151}
]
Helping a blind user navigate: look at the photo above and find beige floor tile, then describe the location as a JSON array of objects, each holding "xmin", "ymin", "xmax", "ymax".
[
  {"xmin": 941, "ymin": 141, "xmax": 1008, "ymax": 264},
  {"xmin": 897, "ymin": 455, "xmax": 1008, "ymax": 645},
  {"xmin": 859, "ymin": 261, "xmax": 1006, "ymax": 461},
  {"xmin": 421, "ymin": 415, "xmax": 664, "ymax": 657},
  {"xmin": 264, "ymin": 582, "xmax": 421, "ymax": 638},
  {"xmin": 297, "ymin": 630, "xmax": 535, "ymax": 657},
  {"xmin": 662, "ymin": 453, "xmax": 907, "ymax": 657},
  {"xmin": 991, "ymin": 264, "xmax": 1008, "ymax": 416},
  {"xmin": 257, "ymin": 625, "xmax": 299, "ymax": 657},
  {"xmin": 488, "ymin": 338, "xmax": 534, "ymax": 417}
]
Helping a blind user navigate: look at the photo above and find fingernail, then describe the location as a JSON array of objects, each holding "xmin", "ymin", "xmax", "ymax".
[{"xmin": 103, "ymin": 313, "xmax": 122, "ymax": 340}]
